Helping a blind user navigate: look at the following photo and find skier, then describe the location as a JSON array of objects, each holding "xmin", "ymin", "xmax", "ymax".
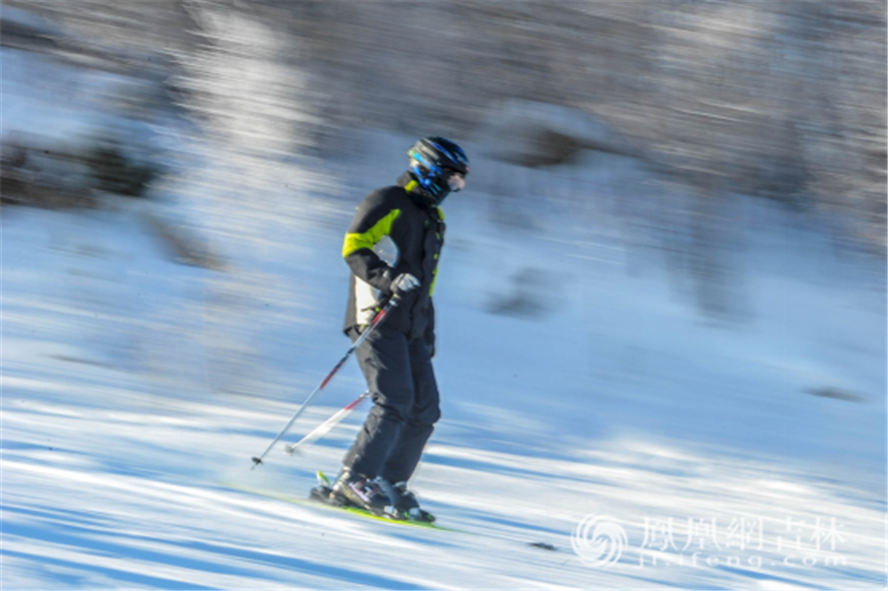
[{"xmin": 323, "ymin": 137, "xmax": 469, "ymax": 521}]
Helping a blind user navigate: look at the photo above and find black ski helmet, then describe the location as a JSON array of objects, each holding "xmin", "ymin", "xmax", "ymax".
[{"xmin": 408, "ymin": 136, "xmax": 470, "ymax": 204}]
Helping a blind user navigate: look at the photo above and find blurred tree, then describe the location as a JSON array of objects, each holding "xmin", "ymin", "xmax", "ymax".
[{"xmin": 5, "ymin": 0, "xmax": 885, "ymax": 249}]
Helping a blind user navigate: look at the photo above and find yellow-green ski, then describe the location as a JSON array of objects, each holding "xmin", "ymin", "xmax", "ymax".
[{"xmin": 222, "ymin": 478, "xmax": 459, "ymax": 532}]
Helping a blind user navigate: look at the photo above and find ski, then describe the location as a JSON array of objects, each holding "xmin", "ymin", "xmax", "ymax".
[
  {"xmin": 222, "ymin": 479, "xmax": 559, "ymax": 550},
  {"xmin": 222, "ymin": 478, "xmax": 457, "ymax": 532}
]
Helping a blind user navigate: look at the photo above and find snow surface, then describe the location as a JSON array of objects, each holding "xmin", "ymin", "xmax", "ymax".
[
  {"xmin": 2, "ymin": 41, "xmax": 886, "ymax": 590},
  {"xmin": 3, "ymin": 135, "xmax": 886, "ymax": 589}
]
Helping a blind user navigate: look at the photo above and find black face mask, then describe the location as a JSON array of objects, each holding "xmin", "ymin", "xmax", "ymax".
[
  {"xmin": 421, "ymin": 170, "xmax": 466, "ymax": 207},
  {"xmin": 428, "ymin": 187, "xmax": 450, "ymax": 207},
  {"xmin": 402, "ymin": 171, "xmax": 447, "ymax": 208}
]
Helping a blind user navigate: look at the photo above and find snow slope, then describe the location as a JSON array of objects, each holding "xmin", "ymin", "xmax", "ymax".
[{"xmin": 3, "ymin": 126, "xmax": 886, "ymax": 590}]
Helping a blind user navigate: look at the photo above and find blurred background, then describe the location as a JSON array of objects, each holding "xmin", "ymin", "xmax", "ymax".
[
  {"xmin": 2, "ymin": 1, "xmax": 885, "ymax": 448},
  {"xmin": 3, "ymin": 3, "xmax": 887, "ymax": 586},
  {"xmin": 4, "ymin": 0, "xmax": 885, "ymax": 237}
]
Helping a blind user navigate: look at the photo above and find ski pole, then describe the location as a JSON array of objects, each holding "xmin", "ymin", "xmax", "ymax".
[
  {"xmin": 284, "ymin": 390, "xmax": 370, "ymax": 455},
  {"xmin": 251, "ymin": 295, "xmax": 400, "ymax": 468}
]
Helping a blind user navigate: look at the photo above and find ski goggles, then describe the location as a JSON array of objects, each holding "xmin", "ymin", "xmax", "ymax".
[{"xmin": 445, "ymin": 170, "xmax": 467, "ymax": 193}]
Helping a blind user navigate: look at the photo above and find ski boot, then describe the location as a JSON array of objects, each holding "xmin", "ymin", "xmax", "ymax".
[
  {"xmin": 323, "ymin": 469, "xmax": 391, "ymax": 515},
  {"xmin": 376, "ymin": 478, "xmax": 435, "ymax": 523},
  {"xmin": 309, "ymin": 472, "xmax": 344, "ymax": 507}
]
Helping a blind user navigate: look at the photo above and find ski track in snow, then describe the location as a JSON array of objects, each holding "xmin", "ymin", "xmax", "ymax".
[{"xmin": 2, "ymin": 130, "xmax": 887, "ymax": 590}]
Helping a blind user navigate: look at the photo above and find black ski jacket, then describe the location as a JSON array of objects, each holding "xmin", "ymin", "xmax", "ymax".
[{"xmin": 342, "ymin": 172, "xmax": 444, "ymax": 347}]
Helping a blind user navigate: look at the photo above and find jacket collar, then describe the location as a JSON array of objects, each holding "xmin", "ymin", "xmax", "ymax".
[{"xmin": 397, "ymin": 171, "xmax": 436, "ymax": 211}]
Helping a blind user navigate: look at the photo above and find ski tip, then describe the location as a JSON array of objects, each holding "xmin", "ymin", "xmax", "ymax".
[{"xmin": 316, "ymin": 470, "xmax": 331, "ymax": 486}]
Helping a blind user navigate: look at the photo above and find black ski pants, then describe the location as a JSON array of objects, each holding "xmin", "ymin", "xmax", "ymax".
[{"xmin": 343, "ymin": 326, "xmax": 440, "ymax": 483}]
